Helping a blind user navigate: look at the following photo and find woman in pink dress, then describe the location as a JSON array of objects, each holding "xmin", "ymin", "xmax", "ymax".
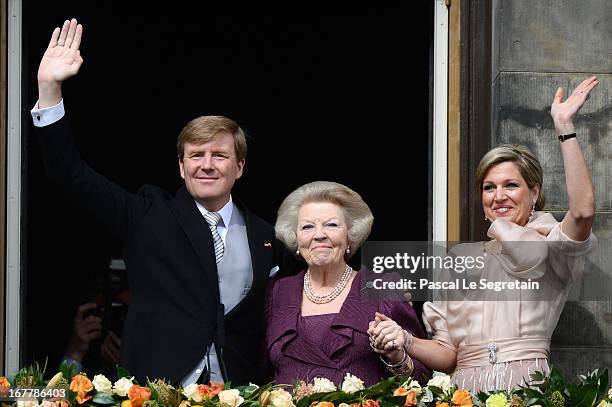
[{"xmin": 372, "ymin": 77, "xmax": 599, "ymax": 393}]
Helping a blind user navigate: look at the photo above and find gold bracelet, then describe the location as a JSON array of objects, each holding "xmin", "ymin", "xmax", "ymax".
[
  {"xmin": 380, "ymin": 348, "xmax": 407, "ymax": 369},
  {"xmin": 390, "ymin": 354, "xmax": 414, "ymax": 377}
]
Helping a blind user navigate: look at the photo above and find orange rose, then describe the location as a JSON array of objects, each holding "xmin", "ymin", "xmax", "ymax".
[
  {"xmin": 128, "ymin": 385, "xmax": 152, "ymax": 407},
  {"xmin": 393, "ymin": 387, "xmax": 409, "ymax": 397},
  {"xmin": 362, "ymin": 400, "xmax": 380, "ymax": 407},
  {"xmin": 0, "ymin": 377, "xmax": 9, "ymax": 398},
  {"xmin": 209, "ymin": 382, "xmax": 224, "ymax": 396},
  {"xmin": 404, "ymin": 390, "xmax": 417, "ymax": 407},
  {"xmin": 451, "ymin": 389, "xmax": 473, "ymax": 407},
  {"xmin": 312, "ymin": 402, "xmax": 335, "ymax": 407},
  {"xmin": 436, "ymin": 403, "xmax": 449, "ymax": 407},
  {"xmin": 70, "ymin": 374, "xmax": 93, "ymax": 405},
  {"xmin": 55, "ymin": 401, "xmax": 70, "ymax": 407}
]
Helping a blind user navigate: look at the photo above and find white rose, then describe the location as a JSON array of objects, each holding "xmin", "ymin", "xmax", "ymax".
[
  {"xmin": 609, "ymin": 388, "xmax": 612, "ymax": 399},
  {"xmin": 17, "ymin": 400, "xmax": 39, "ymax": 407},
  {"xmin": 427, "ymin": 373, "xmax": 451, "ymax": 392},
  {"xmin": 218, "ymin": 389, "xmax": 244, "ymax": 407},
  {"xmin": 340, "ymin": 373, "xmax": 365, "ymax": 394},
  {"xmin": 268, "ymin": 389, "xmax": 295, "ymax": 407},
  {"xmin": 406, "ymin": 379, "xmax": 422, "ymax": 396},
  {"xmin": 113, "ymin": 376, "xmax": 135, "ymax": 397},
  {"xmin": 182, "ymin": 383, "xmax": 203, "ymax": 403},
  {"xmin": 312, "ymin": 377, "xmax": 337, "ymax": 393},
  {"xmin": 421, "ymin": 388, "xmax": 434, "ymax": 403},
  {"xmin": 93, "ymin": 374, "xmax": 113, "ymax": 394}
]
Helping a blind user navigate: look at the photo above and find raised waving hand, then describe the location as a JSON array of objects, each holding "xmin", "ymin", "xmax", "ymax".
[
  {"xmin": 551, "ymin": 76, "xmax": 598, "ymax": 241},
  {"xmin": 37, "ymin": 19, "xmax": 83, "ymax": 108}
]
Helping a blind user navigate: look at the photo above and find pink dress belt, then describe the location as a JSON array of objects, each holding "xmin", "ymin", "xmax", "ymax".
[{"xmin": 456, "ymin": 337, "xmax": 550, "ymax": 369}]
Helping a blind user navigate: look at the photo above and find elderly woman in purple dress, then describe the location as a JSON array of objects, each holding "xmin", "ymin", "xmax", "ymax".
[{"xmin": 265, "ymin": 181, "xmax": 430, "ymax": 386}]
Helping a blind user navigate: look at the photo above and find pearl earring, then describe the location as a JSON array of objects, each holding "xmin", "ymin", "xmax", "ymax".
[
  {"xmin": 346, "ymin": 247, "xmax": 351, "ymax": 254},
  {"xmin": 296, "ymin": 249, "xmax": 300, "ymax": 256}
]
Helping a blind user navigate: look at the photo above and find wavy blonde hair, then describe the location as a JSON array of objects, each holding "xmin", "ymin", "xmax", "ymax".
[{"xmin": 475, "ymin": 144, "xmax": 545, "ymax": 210}]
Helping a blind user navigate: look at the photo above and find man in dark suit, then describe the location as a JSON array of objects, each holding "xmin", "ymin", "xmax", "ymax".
[{"xmin": 32, "ymin": 18, "xmax": 294, "ymax": 385}]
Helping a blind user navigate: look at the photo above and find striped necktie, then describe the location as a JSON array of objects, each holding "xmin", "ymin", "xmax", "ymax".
[{"xmin": 204, "ymin": 211, "xmax": 224, "ymax": 263}]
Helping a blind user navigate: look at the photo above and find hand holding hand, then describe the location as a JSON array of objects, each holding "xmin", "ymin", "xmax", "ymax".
[
  {"xmin": 551, "ymin": 76, "xmax": 598, "ymax": 135},
  {"xmin": 367, "ymin": 312, "xmax": 406, "ymax": 363}
]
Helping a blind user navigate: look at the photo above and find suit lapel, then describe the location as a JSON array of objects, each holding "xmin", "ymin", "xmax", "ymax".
[{"xmin": 168, "ymin": 186, "xmax": 220, "ymax": 301}]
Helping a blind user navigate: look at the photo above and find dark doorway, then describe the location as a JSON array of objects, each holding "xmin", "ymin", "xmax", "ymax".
[{"xmin": 23, "ymin": 3, "xmax": 433, "ymax": 370}]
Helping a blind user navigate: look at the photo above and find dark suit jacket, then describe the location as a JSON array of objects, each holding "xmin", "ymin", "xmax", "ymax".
[{"xmin": 36, "ymin": 117, "xmax": 294, "ymax": 384}]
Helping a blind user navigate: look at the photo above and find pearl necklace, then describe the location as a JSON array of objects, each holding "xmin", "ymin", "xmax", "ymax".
[{"xmin": 303, "ymin": 265, "xmax": 353, "ymax": 304}]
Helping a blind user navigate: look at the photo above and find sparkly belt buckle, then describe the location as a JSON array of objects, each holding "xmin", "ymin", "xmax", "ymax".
[{"xmin": 488, "ymin": 342, "xmax": 497, "ymax": 364}]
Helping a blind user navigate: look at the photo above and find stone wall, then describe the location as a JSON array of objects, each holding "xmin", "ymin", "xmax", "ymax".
[{"xmin": 491, "ymin": 0, "xmax": 612, "ymax": 379}]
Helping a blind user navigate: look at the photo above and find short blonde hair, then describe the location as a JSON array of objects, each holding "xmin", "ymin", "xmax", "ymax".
[
  {"xmin": 475, "ymin": 144, "xmax": 545, "ymax": 210},
  {"xmin": 275, "ymin": 181, "xmax": 374, "ymax": 257},
  {"xmin": 177, "ymin": 115, "xmax": 247, "ymax": 161}
]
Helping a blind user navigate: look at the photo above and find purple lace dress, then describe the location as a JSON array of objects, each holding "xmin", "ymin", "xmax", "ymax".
[{"xmin": 265, "ymin": 270, "xmax": 430, "ymax": 387}]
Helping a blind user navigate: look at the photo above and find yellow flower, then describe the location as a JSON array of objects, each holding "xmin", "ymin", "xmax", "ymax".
[
  {"xmin": 121, "ymin": 400, "xmax": 132, "ymax": 407},
  {"xmin": 485, "ymin": 393, "xmax": 507, "ymax": 407}
]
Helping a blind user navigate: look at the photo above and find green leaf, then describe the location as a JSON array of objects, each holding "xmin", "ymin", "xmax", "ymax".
[
  {"xmin": 598, "ymin": 369, "xmax": 609, "ymax": 396},
  {"xmin": 92, "ymin": 391, "xmax": 117, "ymax": 404},
  {"xmin": 296, "ymin": 396, "xmax": 310, "ymax": 407},
  {"xmin": 59, "ymin": 360, "xmax": 79, "ymax": 381},
  {"xmin": 427, "ymin": 385, "xmax": 444, "ymax": 396},
  {"xmin": 568, "ymin": 382, "xmax": 598, "ymax": 407},
  {"xmin": 116, "ymin": 366, "xmax": 132, "ymax": 380}
]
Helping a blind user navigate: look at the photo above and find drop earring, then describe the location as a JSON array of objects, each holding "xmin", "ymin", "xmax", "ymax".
[
  {"xmin": 346, "ymin": 247, "xmax": 351, "ymax": 255},
  {"xmin": 296, "ymin": 249, "xmax": 300, "ymax": 256}
]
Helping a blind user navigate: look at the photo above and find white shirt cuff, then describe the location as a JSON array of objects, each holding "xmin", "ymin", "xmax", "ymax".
[{"xmin": 31, "ymin": 99, "xmax": 65, "ymax": 127}]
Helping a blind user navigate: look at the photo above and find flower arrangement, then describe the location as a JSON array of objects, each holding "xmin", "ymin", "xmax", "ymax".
[{"xmin": 0, "ymin": 362, "xmax": 610, "ymax": 407}]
